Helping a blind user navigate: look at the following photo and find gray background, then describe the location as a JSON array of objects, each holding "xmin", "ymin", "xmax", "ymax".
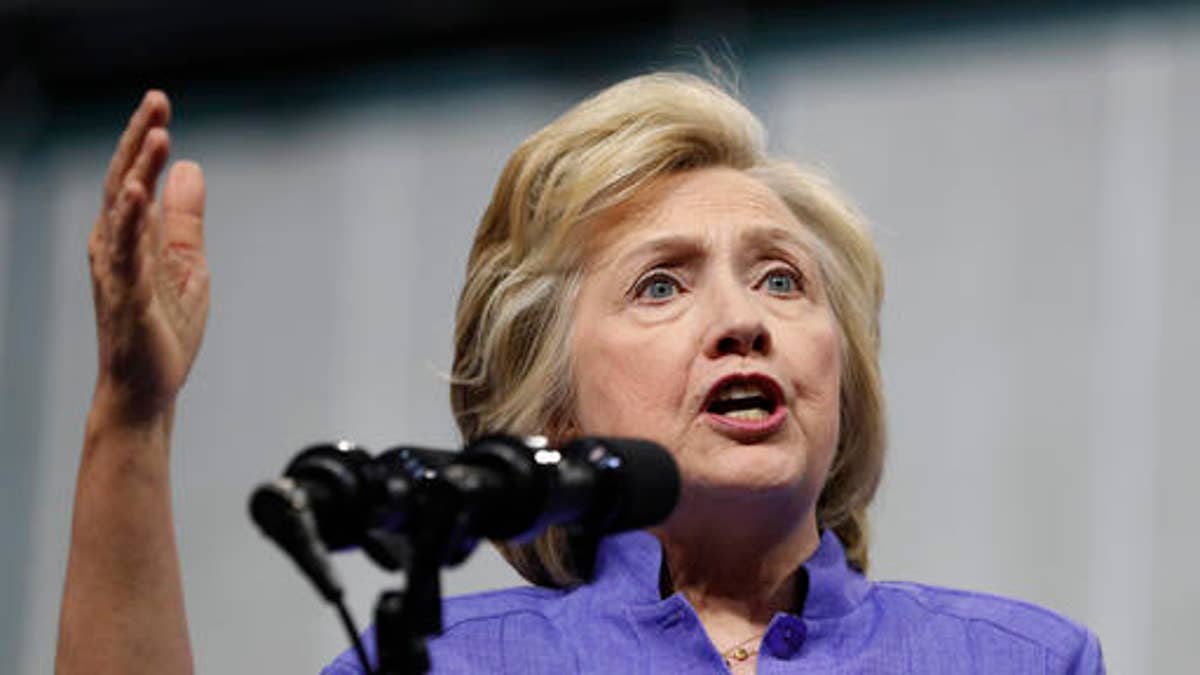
[{"xmin": 2, "ymin": 5, "xmax": 1198, "ymax": 674}]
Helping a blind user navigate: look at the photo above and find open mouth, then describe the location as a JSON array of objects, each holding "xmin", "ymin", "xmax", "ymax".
[{"xmin": 703, "ymin": 374, "xmax": 784, "ymax": 422}]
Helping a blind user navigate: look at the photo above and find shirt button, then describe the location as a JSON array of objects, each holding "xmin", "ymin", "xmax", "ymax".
[{"xmin": 765, "ymin": 618, "xmax": 807, "ymax": 658}]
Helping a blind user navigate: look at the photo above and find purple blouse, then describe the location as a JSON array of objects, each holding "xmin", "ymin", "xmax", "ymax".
[{"xmin": 323, "ymin": 529, "xmax": 1104, "ymax": 673}]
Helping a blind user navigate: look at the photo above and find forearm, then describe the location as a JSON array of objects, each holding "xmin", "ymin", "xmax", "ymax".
[{"xmin": 56, "ymin": 393, "xmax": 193, "ymax": 675}]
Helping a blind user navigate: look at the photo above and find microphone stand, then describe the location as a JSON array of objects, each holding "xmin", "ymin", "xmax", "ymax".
[
  {"xmin": 364, "ymin": 473, "xmax": 477, "ymax": 675},
  {"xmin": 371, "ymin": 534, "xmax": 435, "ymax": 674}
]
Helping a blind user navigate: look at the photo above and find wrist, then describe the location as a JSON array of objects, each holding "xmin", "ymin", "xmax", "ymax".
[{"xmin": 87, "ymin": 379, "xmax": 175, "ymax": 446}]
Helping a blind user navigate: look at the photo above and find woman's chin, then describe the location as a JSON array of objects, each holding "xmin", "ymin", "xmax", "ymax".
[{"xmin": 685, "ymin": 454, "xmax": 809, "ymax": 499}]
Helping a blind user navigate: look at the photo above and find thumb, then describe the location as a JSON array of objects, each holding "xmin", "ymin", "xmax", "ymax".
[{"xmin": 161, "ymin": 160, "xmax": 206, "ymax": 251}]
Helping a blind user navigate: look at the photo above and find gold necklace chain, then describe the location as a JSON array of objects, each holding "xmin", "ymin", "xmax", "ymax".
[{"xmin": 720, "ymin": 632, "xmax": 764, "ymax": 668}]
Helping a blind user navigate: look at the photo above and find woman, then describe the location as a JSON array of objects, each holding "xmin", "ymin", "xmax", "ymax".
[{"xmin": 59, "ymin": 74, "xmax": 1104, "ymax": 673}]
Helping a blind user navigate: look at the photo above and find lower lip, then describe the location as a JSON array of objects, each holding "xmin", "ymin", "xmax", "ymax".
[{"xmin": 704, "ymin": 406, "xmax": 787, "ymax": 441}]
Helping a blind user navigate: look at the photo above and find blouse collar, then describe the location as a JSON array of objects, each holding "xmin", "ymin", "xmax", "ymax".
[{"xmin": 589, "ymin": 528, "xmax": 871, "ymax": 620}]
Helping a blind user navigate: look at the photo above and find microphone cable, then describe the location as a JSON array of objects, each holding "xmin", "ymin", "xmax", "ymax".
[{"xmin": 335, "ymin": 598, "xmax": 372, "ymax": 674}]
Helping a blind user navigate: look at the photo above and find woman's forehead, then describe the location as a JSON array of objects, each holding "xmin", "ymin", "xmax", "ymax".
[{"xmin": 582, "ymin": 167, "xmax": 817, "ymax": 266}]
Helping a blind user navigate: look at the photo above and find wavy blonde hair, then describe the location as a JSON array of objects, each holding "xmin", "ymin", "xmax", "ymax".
[{"xmin": 451, "ymin": 72, "xmax": 885, "ymax": 584}]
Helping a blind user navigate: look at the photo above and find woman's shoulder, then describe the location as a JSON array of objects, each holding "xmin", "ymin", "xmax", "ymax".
[
  {"xmin": 872, "ymin": 580, "xmax": 1089, "ymax": 642},
  {"xmin": 322, "ymin": 585, "xmax": 575, "ymax": 675},
  {"xmin": 439, "ymin": 583, "xmax": 566, "ymax": 629},
  {"xmin": 426, "ymin": 585, "xmax": 578, "ymax": 673},
  {"xmin": 868, "ymin": 579, "xmax": 1104, "ymax": 672}
]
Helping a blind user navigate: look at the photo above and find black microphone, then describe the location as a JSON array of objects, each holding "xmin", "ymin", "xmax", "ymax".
[
  {"xmin": 250, "ymin": 441, "xmax": 451, "ymax": 560},
  {"xmin": 249, "ymin": 435, "xmax": 679, "ymax": 674},
  {"xmin": 441, "ymin": 435, "xmax": 680, "ymax": 544},
  {"xmin": 250, "ymin": 435, "xmax": 679, "ymax": 566},
  {"xmin": 248, "ymin": 476, "xmax": 344, "ymax": 602}
]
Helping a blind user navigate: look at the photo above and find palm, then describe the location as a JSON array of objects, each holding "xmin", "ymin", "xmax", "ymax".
[
  {"xmin": 156, "ymin": 252, "xmax": 205, "ymax": 373},
  {"xmin": 142, "ymin": 186, "xmax": 209, "ymax": 397},
  {"xmin": 90, "ymin": 91, "xmax": 209, "ymax": 422}
]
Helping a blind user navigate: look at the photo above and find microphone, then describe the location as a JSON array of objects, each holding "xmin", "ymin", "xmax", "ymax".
[
  {"xmin": 443, "ymin": 435, "xmax": 680, "ymax": 543},
  {"xmin": 250, "ymin": 435, "xmax": 679, "ymax": 570},
  {"xmin": 248, "ymin": 477, "xmax": 344, "ymax": 602},
  {"xmin": 535, "ymin": 436, "xmax": 681, "ymax": 536},
  {"xmin": 250, "ymin": 435, "xmax": 679, "ymax": 675}
]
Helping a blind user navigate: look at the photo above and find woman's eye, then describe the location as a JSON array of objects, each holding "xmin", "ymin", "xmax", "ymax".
[
  {"xmin": 762, "ymin": 269, "xmax": 803, "ymax": 296},
  {"xmin": 635, "ymin": 274, "xmax": 682, "ymax": 301}
]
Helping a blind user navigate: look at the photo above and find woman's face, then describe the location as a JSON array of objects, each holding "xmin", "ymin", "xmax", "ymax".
[{"xmin": 571, "ymin": 167, "xmax": 842, "ymax": 516}]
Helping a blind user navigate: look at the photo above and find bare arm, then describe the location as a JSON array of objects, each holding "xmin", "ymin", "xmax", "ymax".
[{"xmin": 56, "ymin": 91, "xmax": 209, "ymax": 675}]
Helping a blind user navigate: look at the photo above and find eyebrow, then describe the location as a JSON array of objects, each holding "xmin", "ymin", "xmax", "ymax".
[
  {"xmin": 608, "ymin": 225, "xmax": 820, "ymax": 272},
  {"xmin": 738, "ymin": 225, "xmax": 819, "ymax": 258},
  {"xmin": 608, "ymin": 234, "xmax": 708, "ymax": 271}
]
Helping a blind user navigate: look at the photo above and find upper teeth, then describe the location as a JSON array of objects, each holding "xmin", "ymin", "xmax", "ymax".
[{"xmin": 717, "ymin": 384, "xmax": 767, "ymax": 401}]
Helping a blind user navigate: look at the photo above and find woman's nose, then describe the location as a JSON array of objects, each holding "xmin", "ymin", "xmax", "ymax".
[{"xmin": 702, "ymin": 287, "xmax": 772, "ymax": 359}]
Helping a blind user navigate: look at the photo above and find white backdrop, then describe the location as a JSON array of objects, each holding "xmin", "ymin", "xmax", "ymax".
[{"xmin": 5, "ymin": 9, "xmax": 1199, "ymax": 674}]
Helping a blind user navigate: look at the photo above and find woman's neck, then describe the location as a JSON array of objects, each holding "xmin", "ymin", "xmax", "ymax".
[{"xmin": 653, "ymin": 504, "xmax": 821, "ymax": 659}]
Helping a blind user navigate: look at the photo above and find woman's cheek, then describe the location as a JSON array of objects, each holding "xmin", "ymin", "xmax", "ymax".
[
  {"xmin": 812, "ymin": 322, "xmax": 844, "ymax": 448},
  {"xmin": 575, "ymin": 322, "xmax": 692, "ymax": 437},
  {"xmin": 586, "ymin": 357, "xmax": 678, "ymax": 434},
  {"xmin": 803, "ymin": 311, "xmax": 842, "ymax": 393},
  {"xmin": 782, "ymin": 315, "xmax": 842, "ymax": 425}
]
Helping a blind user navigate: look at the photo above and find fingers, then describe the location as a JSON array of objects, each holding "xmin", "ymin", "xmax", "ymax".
[
  {"xmin": 161, "ymin": 161, "xmax": 206, "ymax": 252},
  {"xmin": 106, "ymin": 129, "xmax": 167, "ymax": 273},
  {"xmin": 127, "ymin": 127, "xmax": 170, "ymax": 202},
  {"xmin": 95, "ymin": 91, "xmax": 171, "ymax": 274},
  {"xmin": 92, "ymin": 91, "xmax": 174, "ymax": 306},
  {"xmin": 103, "ymin": 91, "xmax": 171, "ymax": 209},
  {"xmin": 107, "ymin": 179, "xmax": 150, "ymax": 284}
]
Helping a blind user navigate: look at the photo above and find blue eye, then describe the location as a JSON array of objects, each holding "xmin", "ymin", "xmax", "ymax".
[
  {"xmin": 636, "ymin": 274, "xmax": 681, "ymax": 301},
  {"xmin": 763, "ymin": 269, "xmax": 802, "ymax": 295}
]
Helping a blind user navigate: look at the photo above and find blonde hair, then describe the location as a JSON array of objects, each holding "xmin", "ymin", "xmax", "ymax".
[{"xmin": 451, "ymin": 72, "xmax": 885, "ymax": 585}]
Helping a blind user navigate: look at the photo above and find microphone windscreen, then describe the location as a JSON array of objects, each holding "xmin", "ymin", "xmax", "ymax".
[
  {"xmin": 567, "ymin": 437, "xmax": 680, "ymax": 534},
  {"xmin": 249, "ymin": 481, "xmax": 344, "ymax": 602}
]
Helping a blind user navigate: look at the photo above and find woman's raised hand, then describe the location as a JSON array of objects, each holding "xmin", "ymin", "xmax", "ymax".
[
  {"xmin": 57, "ymin": 91, "xmax": 204, "ymax": 675},
  {"xmin": 88, "ymin": 90, "xmax": 209, "ymax": 425}
]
